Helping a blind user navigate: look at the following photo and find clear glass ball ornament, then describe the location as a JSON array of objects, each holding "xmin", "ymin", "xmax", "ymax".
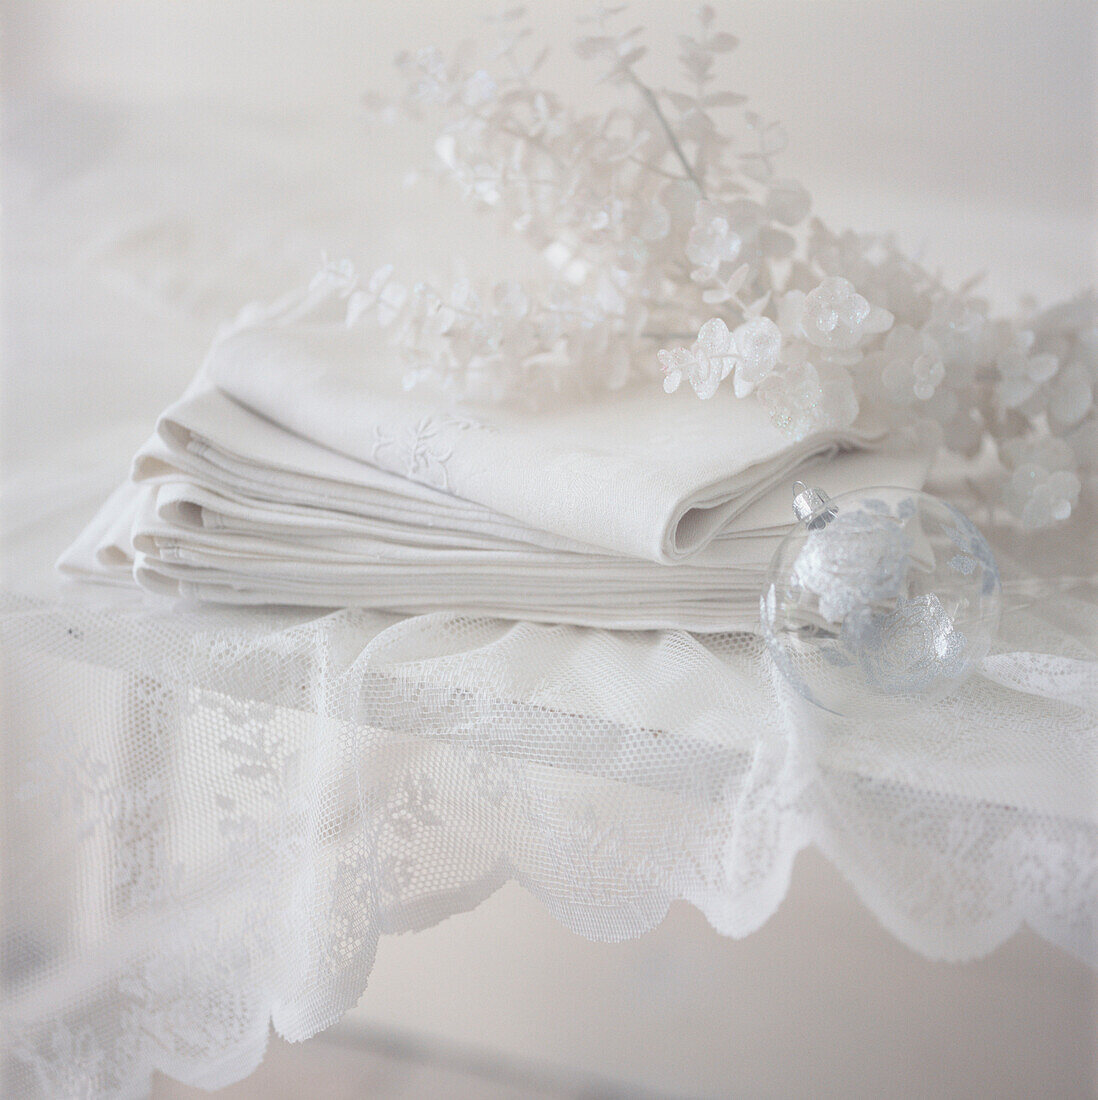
[{"xmin": 760, "ymin": 483, "xmax": 1002, "ymax": 718}]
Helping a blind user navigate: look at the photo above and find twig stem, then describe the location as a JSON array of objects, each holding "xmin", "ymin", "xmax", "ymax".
[{"xmin": 623, "ymin": 69, "xmax": 707, "ymax": 198}]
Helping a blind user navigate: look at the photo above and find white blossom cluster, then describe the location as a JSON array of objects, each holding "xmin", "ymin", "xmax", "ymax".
[{"xmin": 338, "ymin": 4, "xmax": 1094, "ymax": 528}]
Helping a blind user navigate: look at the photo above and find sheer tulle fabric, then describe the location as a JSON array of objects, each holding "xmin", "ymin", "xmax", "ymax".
[{"xmin": 3, "ymin": 563, "xmax": 1095, "ymax": 1096}]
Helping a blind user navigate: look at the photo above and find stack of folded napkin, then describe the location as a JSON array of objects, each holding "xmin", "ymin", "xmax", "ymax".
[{"xmin": 60, "ymin": 309, "xmax": 932, "ymax": 631}]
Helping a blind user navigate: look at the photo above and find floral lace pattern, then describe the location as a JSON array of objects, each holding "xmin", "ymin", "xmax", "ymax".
[{"xmin": 3, "ymin": 580, "xmax": 1095, "ymax": 1098}]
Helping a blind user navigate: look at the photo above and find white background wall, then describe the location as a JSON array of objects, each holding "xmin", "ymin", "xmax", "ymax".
[
  {"xmin": 4, "ymin": 0, "xmax": 1094, "ymax": 209},
  {"xmin": 5, "ymin": 0, "xmax": 1094, "ymax": 307}
]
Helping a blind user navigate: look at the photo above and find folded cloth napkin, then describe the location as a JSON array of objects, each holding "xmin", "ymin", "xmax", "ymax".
[
  {"xmin": 59, "ymin": 347, "xmax": 933, "ymax": 629},
  {"xmin": 204, "ymin": 319, "xmax": 896, "ymax": 564}
]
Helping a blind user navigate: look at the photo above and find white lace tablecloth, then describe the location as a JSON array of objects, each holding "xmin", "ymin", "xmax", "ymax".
[
  {"xmin": 4, "ymin": 571, "xmax": 1097, "ymax": 1097},
  {"xmin": 3, "ymin": 95, "xmax": 1096, "ymax": 1099}
]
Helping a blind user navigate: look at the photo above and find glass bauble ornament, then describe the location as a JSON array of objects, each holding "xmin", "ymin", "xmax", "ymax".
[{"xmin": 761, "ymin": 483, "xmax": 1002, "ymax": 718}]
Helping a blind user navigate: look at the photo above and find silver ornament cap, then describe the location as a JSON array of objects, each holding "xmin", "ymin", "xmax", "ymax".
[{"xmin": 791, "ymin": 481, "xmax": 837, "ymax": 529}]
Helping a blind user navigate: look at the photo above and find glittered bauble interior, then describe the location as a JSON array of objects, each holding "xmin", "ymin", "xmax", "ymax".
[{"xmin": 761, "ymin": 486, "xmax": 1002, "ymax": 718}]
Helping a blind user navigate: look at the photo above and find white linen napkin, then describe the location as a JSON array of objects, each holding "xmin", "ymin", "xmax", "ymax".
[
  {"xmin": 59, "ymin": 364, "xmax": 933, "ymax": 630},
  {"xmin": 205, "ymin": 320, "xmax": 894, "ymax": 565}
]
